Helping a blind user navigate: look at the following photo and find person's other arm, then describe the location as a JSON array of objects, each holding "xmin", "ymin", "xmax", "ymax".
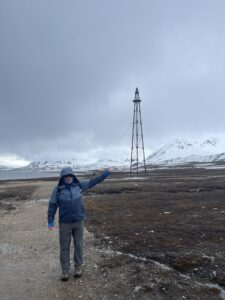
[{"xmin": 47, "ymin": 186, "xmax": 58, "ymax": 229}]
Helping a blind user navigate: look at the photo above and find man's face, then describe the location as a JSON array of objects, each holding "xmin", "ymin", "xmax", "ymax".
[{"xmin": 64, "ymin": 174, "xmax": 73, "ymax": 184}]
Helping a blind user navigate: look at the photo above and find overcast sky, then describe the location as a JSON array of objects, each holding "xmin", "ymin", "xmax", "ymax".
[{"xmin": 1, "ymin": 0, "xmax": 225, "ymax": 163}]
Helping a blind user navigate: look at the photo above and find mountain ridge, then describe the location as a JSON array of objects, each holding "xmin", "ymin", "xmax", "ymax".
[
  {"xmin": 146, "ymin": 137, "xmax": 225, "ymax": 165},
  {"xmin": 2, "ymin": 137, "xmax": 225, "ymax": 170}
]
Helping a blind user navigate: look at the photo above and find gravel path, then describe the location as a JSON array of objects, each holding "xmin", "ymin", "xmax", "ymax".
[{"xmin": 0, "ymin": 199, "xmax": 117, "ymax": 300}]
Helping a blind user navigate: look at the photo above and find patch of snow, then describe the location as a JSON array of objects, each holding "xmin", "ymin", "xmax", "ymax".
[
  {"xmin": 37, "ymin": 198, "xmax": 49, "ymax": 203},
  {"xmin": 134, "ymin": 286, "xmax": 142, "ymax": 293}
]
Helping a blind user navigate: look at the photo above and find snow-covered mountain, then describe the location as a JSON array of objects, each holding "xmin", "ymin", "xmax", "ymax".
[
  {"xmin": 4, "ymin": 137, "xmax": 225, "ymax": 171},
  {"xmin": 146, "ymin": 138, "xmax": 225, "ymax": 165},
  {"xmin": 24, "ymin": 158, "xmax": 130, "ymax": 171}
]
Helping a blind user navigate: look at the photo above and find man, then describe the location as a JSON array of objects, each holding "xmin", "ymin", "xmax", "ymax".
[{"xmin": 48, "ymin": 166, "xmax": 110, "ymax": 281}]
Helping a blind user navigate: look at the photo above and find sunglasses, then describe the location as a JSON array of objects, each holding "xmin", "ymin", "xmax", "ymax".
[{"xmin": 65, "ymin": 174, "xmax": 73, "ymax": 178}]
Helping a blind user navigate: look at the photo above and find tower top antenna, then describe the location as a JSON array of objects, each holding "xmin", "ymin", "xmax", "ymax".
[{"xmin": 133, "ymin": 87, "xmax": 141, "ymax": 102}]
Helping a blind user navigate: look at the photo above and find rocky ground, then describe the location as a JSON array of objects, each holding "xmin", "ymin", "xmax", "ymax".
[{"xmin": 1, "ymin": 168, "xmax": 225, "ymax": 299}]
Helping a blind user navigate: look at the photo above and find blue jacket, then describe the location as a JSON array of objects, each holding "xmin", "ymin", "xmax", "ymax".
[{"xmin": 48, "ymin": 167, "xmax": 109, "ymax": 225}]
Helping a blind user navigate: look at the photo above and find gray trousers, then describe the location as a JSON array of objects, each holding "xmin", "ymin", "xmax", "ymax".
[{"xmin": 59, "ymin": 220, "xmax": 84, "ymax": 273}]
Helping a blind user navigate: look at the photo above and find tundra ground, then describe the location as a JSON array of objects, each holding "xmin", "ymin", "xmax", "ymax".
[{"xmin": 0, "ymin": 168, "xmax": 225, "ymax": 299}]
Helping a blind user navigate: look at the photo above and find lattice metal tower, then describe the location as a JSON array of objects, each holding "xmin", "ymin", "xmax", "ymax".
[{"xmin": 130, "ymin": 88, "xmax": 146, "ymax": 173}]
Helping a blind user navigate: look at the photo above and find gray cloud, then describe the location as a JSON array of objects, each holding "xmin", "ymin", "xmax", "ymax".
[{"xmin": 1, "ymin": 0, "xmax": 225, "ymax": 161}]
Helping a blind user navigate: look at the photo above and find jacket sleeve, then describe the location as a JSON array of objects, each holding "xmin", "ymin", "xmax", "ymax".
[
  {"xmin": 47, "ymin": 186, "xmax": 58, "ymax": 226},
  {"xmin": 79, "ymin": 170, "xmax": 110, "ymax": 191}
]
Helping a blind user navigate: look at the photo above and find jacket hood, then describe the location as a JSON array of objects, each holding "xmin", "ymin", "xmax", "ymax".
[
  {"xmin": 58, "ymin": 167, "xmax": 79, "ymax": 186},
  {"xmin": 60, "ymin": 167, "xmax": 74, "ymax": 178}
]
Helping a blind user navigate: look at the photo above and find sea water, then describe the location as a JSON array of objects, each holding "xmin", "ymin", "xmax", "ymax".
[{"xmin": 0, "ymin": 170, "xmax": 59, "ymax": 181}]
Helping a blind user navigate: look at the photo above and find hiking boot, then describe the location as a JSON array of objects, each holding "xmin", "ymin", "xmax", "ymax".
[
  {"xmin": 61, "ymin": 272, "xmax": 69, "ymax": 281},
  {"xmin": 74, "ymin": 265, "xmax": 83, "ymax": 278}
]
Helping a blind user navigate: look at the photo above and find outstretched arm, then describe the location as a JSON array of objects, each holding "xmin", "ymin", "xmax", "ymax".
[
  {"xmin": 47, "ymin": 186, "xmax": 58, "ymax": 229},
  {"xmin": 79, "ymin": 170, "xmax": 110, "ymax": 191}
]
